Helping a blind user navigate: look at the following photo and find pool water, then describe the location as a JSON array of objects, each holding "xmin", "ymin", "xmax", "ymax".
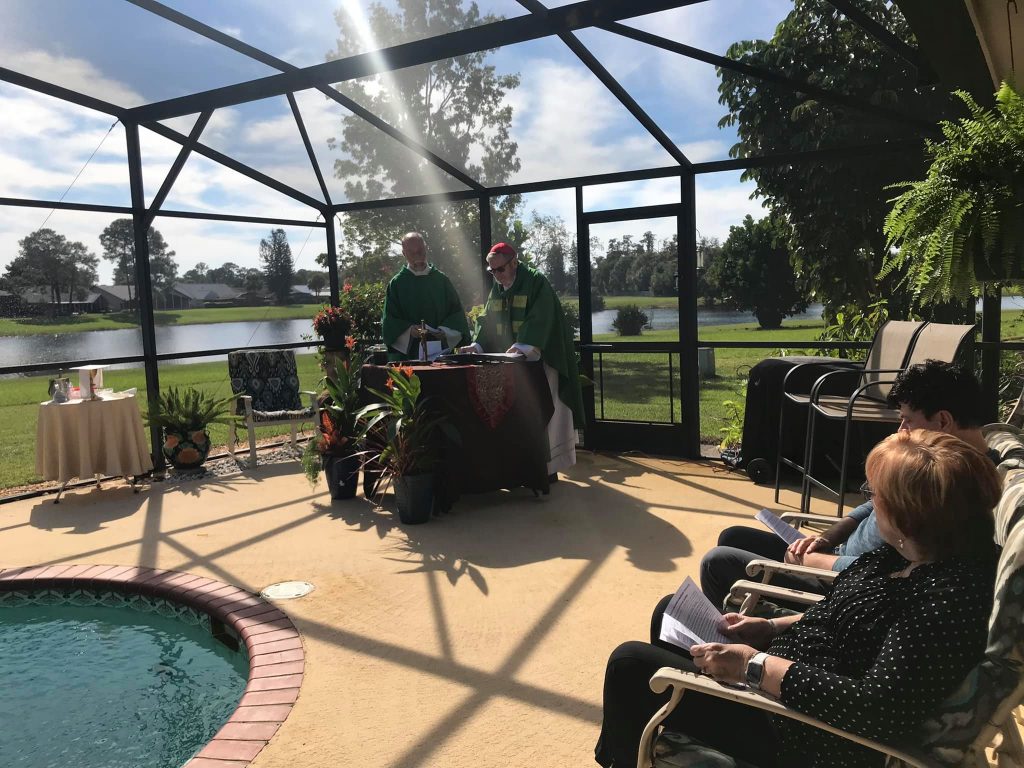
[{"xmin": 0, "ymin": 592, "xmax": 248, "ymax": 768}]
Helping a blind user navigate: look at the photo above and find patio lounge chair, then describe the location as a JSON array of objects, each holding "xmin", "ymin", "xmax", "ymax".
[
  {"xmin": 637, "ymin": 423, "xmax": 1024, "ymax": 768},
  {"xmin": 773, "ymin": 320, "xmax": 925, "ymax": 509},
  {"xmin": 802, "ymin": 322, "xmax": 976, "ymax": 516},
  {"xmin": 227, "ymin": 349, "xmax": 319, "ymax": 466}
]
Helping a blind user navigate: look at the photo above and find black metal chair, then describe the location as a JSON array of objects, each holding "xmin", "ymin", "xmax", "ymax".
[
  {"xmin": 773, "ymin": 320, "xmax": 925, "ymax": 509},
  {"xmin": 802, "ymin": 322, "xmax": 976, "ymax": 516}
]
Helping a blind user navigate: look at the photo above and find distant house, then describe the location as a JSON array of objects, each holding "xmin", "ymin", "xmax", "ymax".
[
  {"xmin": 169, "ymin": 283, "xmax": 242, "ymax": 309},
  {"xmin": 289, "ymin": 284, "xmax": 321, "ymax": 303},
  {"xmin": 19, "ymin": 287, "xmax": 103, "ymax": 315},
  {"xmin": 94, "ymin": 285, "xmax": 137, "ymax": 312},
  {"xmin": 236, "ymin": 290, "xmax": 270, "ymax": 306}
]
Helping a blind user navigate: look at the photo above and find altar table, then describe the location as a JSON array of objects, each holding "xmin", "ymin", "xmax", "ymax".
[{"xmin": 362, "ymin": 359, "xmax": 554, "ymax": 506}]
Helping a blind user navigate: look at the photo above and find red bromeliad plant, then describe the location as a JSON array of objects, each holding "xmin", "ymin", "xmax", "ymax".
[
  {"xmin": 301, "ymin": 337, "xmax": 367, "ymax": 486},
  {"xmin": 357, "ymin": 366, "xmax": 458, "ymax": 477}
]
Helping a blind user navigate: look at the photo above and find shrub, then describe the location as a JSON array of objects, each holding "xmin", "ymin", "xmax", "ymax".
[
  {"xmin": 611, "ymin": 304, "xmax": 649, "ymax": 336},
  {"xmin": 562, "ymin": 302, "xmax": 580, "ymax": 338},
  {"xmin": 591, "ymin": 288, "xmax": 606, "ymax": 312},
  {"xmin": 339, "ymin": 281, "xmax": 386, "ymax": 344}
]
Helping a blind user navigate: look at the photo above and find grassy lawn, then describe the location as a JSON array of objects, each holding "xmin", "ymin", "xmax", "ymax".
[
  {"xmin": 589, "ymin": 320, "xmax": 832, "ymax": 443},
  {"xmin": 3, "ymin": 308, "xmax": 1023, "ymax": 492},
  {"xmin": 588, "ymin": 310, "xmax": 1024, "ymax": 446},
  {"xmin": 0, "ymin": 353, "xmax": 323, "ymax": 492},
  {"xmin": 0, "ymin": 304, "xmax": 322, "ymax": 336},
  {"xmin": 563, "ymin": 295, "xmax": 682, "ymax": 310}
]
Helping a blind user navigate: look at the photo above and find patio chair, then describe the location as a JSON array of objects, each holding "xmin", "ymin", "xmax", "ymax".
[
  {"xmin": 637, "ymin": 448, "xmax": 1024, "ymax": 768},
  {"xmin": 802, "ymin": 322, "xmax": 976, "ymax": 516},
  {"xmin": 773, "ymin": 320, "xmax": 925, "ymax": 507},
  {"xmin": 227, "ymin": 349, "xmax": 319, "ymax": 465},
  {"xmin": 730, "ymin": 424, "xmax": 1024, "ymax": 617}
]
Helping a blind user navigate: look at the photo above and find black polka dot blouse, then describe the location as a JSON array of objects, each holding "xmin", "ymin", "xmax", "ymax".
[{"xmin": 767, "ymin": 544, "xmax": 996, "ymax": 767}]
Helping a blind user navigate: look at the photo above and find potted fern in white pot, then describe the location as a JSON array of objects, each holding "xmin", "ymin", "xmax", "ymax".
[{"xmin": 882, "ymin": 82, "xmax": 1024, "ymax": 304}]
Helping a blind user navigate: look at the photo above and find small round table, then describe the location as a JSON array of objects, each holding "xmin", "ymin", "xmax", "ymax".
[{"xmin": 35, "ymin": 394, "xmax": 154, "ymax": 502}]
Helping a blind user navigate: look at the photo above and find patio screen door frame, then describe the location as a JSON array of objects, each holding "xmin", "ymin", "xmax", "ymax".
[{"xmin": 576, "ymin": 179, "xmax": 700, "ymax": 458}]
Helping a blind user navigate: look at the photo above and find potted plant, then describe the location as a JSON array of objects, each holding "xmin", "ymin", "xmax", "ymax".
[
  {"xmin": 312, "ymin": 304, "xmax": 354, "ymax": 352},
  {"xmin": 357, "ymin": 365, "xmax": 457, "ymax": 524},
  {"xmin": 882, "ymin": 82, "xmax": 1024, "ymax": 305},
  {"xmin": 145, "ymin": 386, "xmax": 240, "ymax": 470},
  {"xmin": 301, "ymin": 336, "xmax": 365, "ymax": 499}
]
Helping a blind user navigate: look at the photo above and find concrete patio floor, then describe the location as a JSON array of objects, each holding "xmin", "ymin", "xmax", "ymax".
[{"xmin": 0, "ymin": 450, "xmax": 840, "ymax": 768}]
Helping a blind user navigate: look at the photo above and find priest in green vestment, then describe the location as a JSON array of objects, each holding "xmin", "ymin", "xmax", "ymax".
[
  {"xmin": 381, "ymin": 232, "xmax": 470, "ymax": 361},
  {"xmin": 459, "ymin": 242, "xmax": 584, "ymax": 476}
]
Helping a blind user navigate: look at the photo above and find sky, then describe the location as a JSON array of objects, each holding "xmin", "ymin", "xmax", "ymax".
[{"xmin": 0, "ymin": 0, "xmax": 793, "ymax": 285}]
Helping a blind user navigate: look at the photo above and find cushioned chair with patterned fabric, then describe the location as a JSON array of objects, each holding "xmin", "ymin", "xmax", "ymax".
[
  {"xmin": 227, "ymin": 349, "xmax": 318, "ymax": 465},
  {"xmin": 637, "ymin": 424, "xmax": 1024, "ymax": 768}
]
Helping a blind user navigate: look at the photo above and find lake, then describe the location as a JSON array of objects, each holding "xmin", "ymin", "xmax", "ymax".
[{"xmin": 2, "ymin": 295, "xmax": 1021, "ymax": 372}]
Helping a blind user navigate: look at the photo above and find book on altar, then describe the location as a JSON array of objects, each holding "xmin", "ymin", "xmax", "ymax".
[
  {"xmin": 658, "ymin": 576, "xmax": 732, "ymax": 651},
  {"xmin": 755, "ymin": 508, "xmax": 806, "ymax": 545}
]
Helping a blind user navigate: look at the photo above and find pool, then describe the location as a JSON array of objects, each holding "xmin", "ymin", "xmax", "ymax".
[
  {"xmin": 0, "ymin": 589, "xmax": 248, "ymax": 768},
  {"xmin": 0, "ymin": 565, "xmax": 306, "ymax": 768}
]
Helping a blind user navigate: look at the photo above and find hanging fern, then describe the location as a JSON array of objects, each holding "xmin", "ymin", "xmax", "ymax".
[{"xmin": 882, "ymin": 82, "xmax": 1024, "ymax": 305}]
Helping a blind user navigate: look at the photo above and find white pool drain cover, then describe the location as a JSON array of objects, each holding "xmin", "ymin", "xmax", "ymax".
[{"xmin": 260, "ymin": 581, "xmax": 314, "ymax": 599}]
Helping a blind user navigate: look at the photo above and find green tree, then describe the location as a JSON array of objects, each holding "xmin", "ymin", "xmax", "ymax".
[
  {"xmin": 99, "ymin": 218, "xmax": 178, "ymax": 299},
  {"xmin": 523, "ymin": 212, "xmax": 571, "ymax": 294},
  {"xmin": 326, "ymin": 0, "xmax": 522, "ymax": 305},
  {"xmin": 696, "ymin": 235, "xmax": 723, "ymax": 305},
  {"xmin": 259, "ymin": 228, "xmax": 295, "ymax": 305},
  {"xmin": 709, "ymin": 215, "xmax": 809, "ymax": 329},
  {"xmin": 307, "ymin": 273, "xmax": 327, "ymax": 298},
  {"xmin": 181, "ymin": 262, "xmax": 209, "ymax": 283},
  {"xmin": 717, "ymin": 0, "xmax": 956, "ymax": 319},
  {"xmin": 4, "ymin": 228, "xmax": 98, "ymax": 312},
  {"xmin": 206, "ymin": 262, "xmax": 244, "ymax": 287}
]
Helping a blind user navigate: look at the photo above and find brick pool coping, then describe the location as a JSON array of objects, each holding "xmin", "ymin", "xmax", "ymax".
[{"xmin": 0, "ymin": 564, "xmax": 304, "ymax": 768}]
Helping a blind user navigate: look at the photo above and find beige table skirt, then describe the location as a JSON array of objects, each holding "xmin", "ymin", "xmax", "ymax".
[{"xmin": 36, "ymin": 396, "xmax": 154, "ymax": 483}]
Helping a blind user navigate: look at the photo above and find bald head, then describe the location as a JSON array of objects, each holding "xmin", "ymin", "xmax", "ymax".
[{"xmin": 401, "ymin": 232, "xmax": 428, "ymax": 271}]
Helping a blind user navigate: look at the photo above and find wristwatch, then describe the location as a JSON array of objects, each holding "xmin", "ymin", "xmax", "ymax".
[{"xmin": 745, "ymin": 652, "xmax": 769, "ymax": 690}]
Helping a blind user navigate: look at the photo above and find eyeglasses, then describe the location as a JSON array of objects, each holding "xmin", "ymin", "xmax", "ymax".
[
  {"xmin": 859, "ymin": 480, "xmax": 874, "ymax": 501},
  {"xmin": 486, "ymin": 257, "xmax": 515, "ymax": 275}
]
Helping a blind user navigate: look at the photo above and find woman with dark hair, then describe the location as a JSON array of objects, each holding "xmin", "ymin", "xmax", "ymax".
[{"xmin": 595, "ymin": 430, "xmax": 1000, "ymax": 768}]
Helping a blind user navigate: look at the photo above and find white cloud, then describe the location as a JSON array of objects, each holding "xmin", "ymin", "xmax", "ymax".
[
  {"xmin": 0, "ymin": 47, "xmax": 144, "ymax": 108},
  {"xmin": 695, "ymin": 174, "xmax": 767, "ymax": 241},
  {"xmin": 506, "ymin": 59, "xmax": 674, "ymax": 183}
]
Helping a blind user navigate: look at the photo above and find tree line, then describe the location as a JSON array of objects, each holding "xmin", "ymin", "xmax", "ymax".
[{"xmin": 0, "ymin": 220, "xmax": 315, "ymax": 312}]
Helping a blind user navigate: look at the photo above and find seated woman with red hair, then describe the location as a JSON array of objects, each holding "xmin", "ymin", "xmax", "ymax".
[{"xmin": 595, "ymin": 430, "xmax": 1000, "ymax": 768}]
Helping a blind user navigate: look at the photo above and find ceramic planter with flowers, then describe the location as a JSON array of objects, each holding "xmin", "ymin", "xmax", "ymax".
[
  {"xmin": 302, "ymin": 339, "xmax": 366, "ymax": 499},
  {"xmin": 357, "ymin": 366, "xmax": 459, "ymax": 524},
  {"xmin": 145, "ymin": 387, "xmax": 240, "ymax": 471}
]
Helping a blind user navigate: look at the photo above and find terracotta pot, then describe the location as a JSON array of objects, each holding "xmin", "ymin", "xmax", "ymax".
[{"xmin": 163, "ymin": 429, "xmax": 211, "ymax": 470}]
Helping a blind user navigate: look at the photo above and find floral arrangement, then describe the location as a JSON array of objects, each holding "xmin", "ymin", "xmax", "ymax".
[
  {"xmin": 312, "ymin": 304, "xmax": 353, "ymax": 342},
  {"xmin": 358, "ymin": 366, "xmax": 458, "ymax": 478}
]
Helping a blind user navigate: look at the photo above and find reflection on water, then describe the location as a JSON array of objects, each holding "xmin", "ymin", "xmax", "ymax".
[
  {"xmin": 3, "ymin": 293, "xmax": 1023, "ymax": 371},
  {"xmin": 589, "ymin": 304, "xmax": 826, "ymax": 335},
  {"xmin": 0, "ymin": 318, "xmax": 315, "ymax": 371}
]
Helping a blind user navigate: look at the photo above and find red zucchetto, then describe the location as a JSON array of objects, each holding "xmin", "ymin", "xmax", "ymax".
[{"xmin": 488, "ymin": 242, "xmax": 516, "ymax": 257}]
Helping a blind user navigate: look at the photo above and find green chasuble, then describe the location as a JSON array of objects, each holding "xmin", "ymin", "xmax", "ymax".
[
  {"xmin": 381, "ymin": 266, "xmax": 469, "ymax": 361},
  {"xmin": 474, "ymin": 264, "xmax": 584, "ymax": 428}
]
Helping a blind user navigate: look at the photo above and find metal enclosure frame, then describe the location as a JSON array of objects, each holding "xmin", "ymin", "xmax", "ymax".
[{"xmin": 0, "ymin": 0, "xmax": 999, "ymax": 469}]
